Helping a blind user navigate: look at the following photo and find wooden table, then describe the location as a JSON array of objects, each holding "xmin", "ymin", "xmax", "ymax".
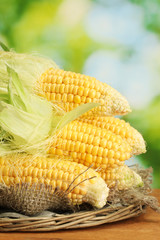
[{"xmin": 0, "ymin": 189, "xmax": 159, "ymax": 240}]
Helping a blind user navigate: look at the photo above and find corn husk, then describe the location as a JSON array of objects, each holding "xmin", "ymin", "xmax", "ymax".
[{"xmin": 0, "ymin": 49, "xmax": 58, "ymax": 93}]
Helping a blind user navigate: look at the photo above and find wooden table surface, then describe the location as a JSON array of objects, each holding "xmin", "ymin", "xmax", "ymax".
[{"xmin": 0, "ymin": 189, "xmax": 159, "ymax": 240}]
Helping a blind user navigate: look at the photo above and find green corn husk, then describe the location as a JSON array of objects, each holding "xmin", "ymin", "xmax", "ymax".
[
  {"xmin": 0, "ymin": 65, "xmax": 99, "ymax": 156},
  {"xmin": 0, "ymin": 49, "xmax": 58, "ymax": 94}
]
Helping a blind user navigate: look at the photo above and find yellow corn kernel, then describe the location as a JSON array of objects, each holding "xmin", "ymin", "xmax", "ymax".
[
  {"xmin": 2, "ymin": 166, "xmax": 9, "ymax": 176},
  {"xmin": 77, "ymin": 87, "xmax": 84, "ymax": 96},
  {"xmin": 71, "ymin": 152, "xmax": 78, "ymax": 159},
  {"xmin": 67, "ymin": 94, "xmax": 74, "ymax": 102},
  {"xmin": 33, "ymin": 177, "xmax": 38, "ymax": 184},
  {"xmin": 3, "ymin": 176, "xmax": 10, "ymax": 185},
  {"xmin": 73, "ymin": 95, "xmax": 81, "ymax": 104},
  {"xmin": 86, "ymin": 145, "xmax": 93, "ymax": 154},
  {"xmin": 86, "ymin": 154, "xmax": 92, "ymax": 163},
  {"xmin": 79, "ymin": 143, "xmax": 86, "ymax": 153}
]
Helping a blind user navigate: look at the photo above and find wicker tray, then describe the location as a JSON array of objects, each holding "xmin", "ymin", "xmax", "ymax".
[{"xmin": 0, "ymin": 203, "xmax": 146, "ymax": 232}]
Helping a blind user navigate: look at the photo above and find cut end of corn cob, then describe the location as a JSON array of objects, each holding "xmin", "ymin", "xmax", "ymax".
[
  {"xmin": 39, "ymin": 68, "xmax": 131, "ymax": 116},
  {"xmin": 0, "ymin": 155, "xmax": 109, "ymax": 209},
  {"xmin": 100, "ymin": 165, "xmax": 144, "ymax": 190},
  {"xmin": 84, "ymin": 176, "xmax": 109, "ymax": 208}
]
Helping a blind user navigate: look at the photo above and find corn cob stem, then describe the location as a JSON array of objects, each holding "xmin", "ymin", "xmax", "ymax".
[
  {"xmin": 38, "ymin": 68, "xmax": 131, "ymax": 116},
  {"xmin": 0, "ymin": 155, "xmax": 109, "ymax": 208},
  {"xmin": 78, "ymin": 116, "xmax": 146, "ymax": 155}
]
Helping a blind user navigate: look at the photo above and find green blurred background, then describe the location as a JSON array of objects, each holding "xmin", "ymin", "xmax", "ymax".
[{"xmin": 0, "ymin": 0, "xmax": 160, "ymax": 187}]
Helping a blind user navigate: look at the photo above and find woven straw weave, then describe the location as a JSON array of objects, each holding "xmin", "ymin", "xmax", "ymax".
[{"xmin": 0, "ymin": 203, "xmax": 146, "ymax": 232}]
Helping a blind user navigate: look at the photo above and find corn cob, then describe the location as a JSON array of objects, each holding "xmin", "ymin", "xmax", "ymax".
[
  {"xmin": 78, "ymin": 116, "xmax": 146, "ymax": 155},
  {"xmin": 49, "ymin": 121, "xmax": 132, "ymax": 169},
  {"xmin": 38, "ymin": 68, "xmax": 131, "ymax": 116},
  {"xmin": 100, "ymin": 165, "xmax": 143, "ymax": 190},
  {"xmin": 0, "ymin": 155, "xmax": 109, "ymax": 208}
]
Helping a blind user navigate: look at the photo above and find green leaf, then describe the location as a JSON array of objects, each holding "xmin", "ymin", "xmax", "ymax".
[
  {"xmin": 0, "ymin": 41, "xmax": 10, "ymax": 52},
  {"xmin": 0, "ymin": 93, "xmax": 9, "ymax": 103},
  {"xmin": 52, "ymin": 102, "xmax": 100, "ymax": 131},
  {"xmin": 7, "ymin": 66, "xmax": 29, "ymax": 111},
  {"xmin": 0, "ymin": 102, "xmax": 52, "ymax": 146},
  {"xmin": 0, "ymin": 66, "xmax": 54, "ymax": 155}
]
